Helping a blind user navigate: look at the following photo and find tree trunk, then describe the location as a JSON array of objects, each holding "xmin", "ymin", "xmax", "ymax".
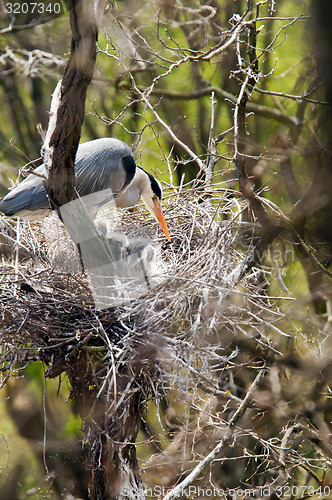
[
  {"xmin": 66, "ymin": 349, "xmax": 146, "ymax": 500},
  {"xmin": 43, "ymin": 0, "xmax": 97, "ymax": 209}
]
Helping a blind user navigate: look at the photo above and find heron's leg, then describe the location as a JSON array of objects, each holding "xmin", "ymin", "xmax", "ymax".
[
  {"xmin": 77, "ymin": 242, "xmax": 85, "ymax": 273},
  {"xmin": 140, "ymin": 260, "xmax": 151, "ymax": 289}
]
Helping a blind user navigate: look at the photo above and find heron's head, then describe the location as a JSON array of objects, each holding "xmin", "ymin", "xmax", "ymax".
[{"xmin": 140, "ymin": 172, "xmax": 171, "ymax": 241}]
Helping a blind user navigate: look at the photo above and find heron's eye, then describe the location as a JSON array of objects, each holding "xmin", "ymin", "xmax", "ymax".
[{"xmin": 152, "ymin": 195, "xmax": 158, "ymax": 203}]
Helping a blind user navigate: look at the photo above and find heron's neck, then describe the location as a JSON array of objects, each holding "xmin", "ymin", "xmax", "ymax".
[
  {"xmin": 134, "ymin": 167, "xmax": 150, "ymax": 194},
  {"xmin": 115, "ymin": 167, "xmax": 150, "ymax": 208}
]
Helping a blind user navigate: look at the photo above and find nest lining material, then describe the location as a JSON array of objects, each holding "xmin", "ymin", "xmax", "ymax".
[{"xmin": 0, "ymin": 189, "xmax": 288, "ymax": 386}]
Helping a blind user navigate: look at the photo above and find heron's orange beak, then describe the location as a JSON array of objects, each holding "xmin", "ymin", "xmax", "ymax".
[{"xmin": 153, "ymin": 199, "xmax": 171, "ymax": 241}]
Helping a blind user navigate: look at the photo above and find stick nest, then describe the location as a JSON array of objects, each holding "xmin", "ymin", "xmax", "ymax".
[{"xmin": 0, "ymin": 188, "xmax": 286, "ymax": 390}]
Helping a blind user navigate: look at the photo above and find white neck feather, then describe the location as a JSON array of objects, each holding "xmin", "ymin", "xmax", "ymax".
[
  {"xmin": 115, "ymin": 167, "xmax": 151, "ymax": 208},
  {"xmin": 133, "ymin": 167, "xmax": 151, "ymax": 196}
]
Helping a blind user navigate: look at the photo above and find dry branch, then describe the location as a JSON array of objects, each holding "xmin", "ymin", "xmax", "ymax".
[{"xmin": 163, "ymin": 366, "xmax": 267, "ymax": 500}]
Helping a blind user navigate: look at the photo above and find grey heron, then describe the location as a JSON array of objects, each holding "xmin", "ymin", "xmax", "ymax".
[{"xmin": 0, "ymin": 138, "xmax": 170, "ymax": 240}]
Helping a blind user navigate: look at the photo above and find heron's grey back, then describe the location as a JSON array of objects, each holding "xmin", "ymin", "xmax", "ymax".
[
  {"xmin": 75, "ymin": 138, "xmax": 135, "ymax": 197},
  {"xmin": 0, "ymin": 164, "xmax": 49, "ymax": 216},
  {"xmin": 0, "ymin": 138, "xmax": 136, "ymax": 217}
]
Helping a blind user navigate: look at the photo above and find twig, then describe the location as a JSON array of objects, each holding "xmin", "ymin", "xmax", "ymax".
[
  {"xmin": 294, "ymin": 232, "xmax": 332, "ymax": 280},
  {"xmin": 162, "ymin": 367, "xmax": 268, "ymax": 500},
  {"xmin": 206, "ymin": 92, "xmax": 218, "ymax": 189},
  {"xmin": 254, "ymin": 87, "xmax": 327, "ymax": 105},
  {"xmin": 134, "ymin": 85, "xmax": 205, "ymax": 173},
  {"xmin": 270, "ymin": 245, "xmax": 290, "ymax": 293},
  {"xmin": 115, "ymin": 81, "xmax": 299, "ymax": 127}
]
